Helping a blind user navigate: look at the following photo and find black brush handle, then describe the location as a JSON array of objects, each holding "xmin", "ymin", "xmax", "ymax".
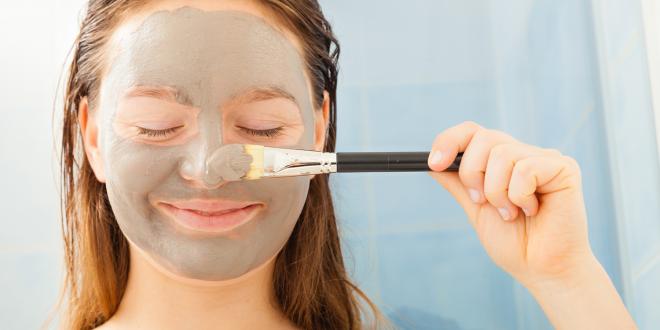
[{"xmin": 336, "ymin": 152, "xmax": 462, "ymax": 172}]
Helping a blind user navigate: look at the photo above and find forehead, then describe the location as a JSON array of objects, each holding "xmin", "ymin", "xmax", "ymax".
[{"xmin": 103, "ymin": 7, "xmax": 311, "ymax": 109}]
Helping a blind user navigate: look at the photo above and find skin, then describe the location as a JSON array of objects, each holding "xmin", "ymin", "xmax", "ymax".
[
  {"xmin": 100, "ymin": 7, "xmax": 318, "ymax": 282},
  {"xmin": 428, "ymin": 122, "xmax": 637, "ymax": 329},
  {"xmin": 80, "ymin": 1, "xmax": 327, "ymax": 328},
  {"xmin": 78, "ymin": 0, "xmax": 636, "ymax": 329}
]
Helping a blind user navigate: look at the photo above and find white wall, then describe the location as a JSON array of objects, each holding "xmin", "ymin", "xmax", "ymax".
[
  {"xmin": 0, "ymin": 1, "xmax": 86, "ymax": 329},
  {"xmin": 641, "ymin": 0, "xmax": 660, "ymax": 157}
]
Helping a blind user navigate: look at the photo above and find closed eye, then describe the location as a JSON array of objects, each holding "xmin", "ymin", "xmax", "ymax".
[
  {"xmin": 237, "ymin": 126, "xmax": 283, "ymax": 138},
  {"xmin": 137, "ymin": 125, "xmax": 184, "ymax": 137}
]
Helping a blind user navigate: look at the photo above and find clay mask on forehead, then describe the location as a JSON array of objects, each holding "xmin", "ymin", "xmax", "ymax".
[{"xmin": 97, "ymin": 7, "xmax": 315, "ymax": 280}]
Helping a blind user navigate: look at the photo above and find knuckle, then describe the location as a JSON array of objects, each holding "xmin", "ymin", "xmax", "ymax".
[
  {"xmin": 562, "ymin": 156, "xmax": 581, "ymax": 174},
  {"xmin": 433, "ymin": 132, "xmax": 444, "ymax": 145},
  {"xmin": 461, "ymin": 120, "xmax": 481, "ymax": 131},
  {"xmin": 491, "ymin": 129, "xmax": 515, "ymax": 142},
  {"xmin": 471, "ymin": 128, "xmax": 495, "ymax": 145},
  {"xmin": 458, "ymin": 166, "xmax": 481, "ymax": 183},
  {"xmin": 507, "ymin": 187, "xmax": 526, "ymax": 204},
  {"xmin": 458, "ymin": 165, "xmax": 469, "ymax": 179},
  {"xmin": 483, "ymin": 184, "xmax": 501, "ymax": 201},
  {"xmin": 545, "ymin": 148, "xmax": 562, "ymax": 157},
  {"xmin": 513, "ymin": 159, "xmax": 534, "ymax": 178},
  {"xmin": 489, "ymin": 143, "xmax": 510, "ymax": 161},
  {"xmin": 432, "ymin": 136, "xmax": 449, "ymax": 151},
  {"xmin": 507, "ymin": 185, "xmax": 528, "ymax": 204}
]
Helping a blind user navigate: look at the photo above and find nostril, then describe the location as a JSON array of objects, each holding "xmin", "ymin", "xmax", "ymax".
[
  {"xmin": 178, "ymin": 155, "xmax": 218, "ymax": 188},
  {"xmin": 179, "ymin": 159, "xmax": 227, "ymax": 189}
]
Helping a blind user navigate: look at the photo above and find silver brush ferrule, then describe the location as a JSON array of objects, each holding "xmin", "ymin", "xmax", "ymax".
[{"xmin": 261, "ymin": 147, "xmax": 337, "ymax": 177}]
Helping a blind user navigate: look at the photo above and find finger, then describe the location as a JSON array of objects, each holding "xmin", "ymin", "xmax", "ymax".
[
  {"xmin": 508, "ymin": 155, "xmax": 582, "ymax": 217},
  {"xmin": 428, "ymin": 121, "xmax": 481, "ymax": 171},
  {"xmin": 458, "ymin": 129, "xmax": 517, "ymax": 204},
  {"xmin": 483, "ymin": 144, "xmax": 553, "ymax": 220},
  {"xmin": 428, "ymin": 171, "xmax": 479, "ymax": 223}
]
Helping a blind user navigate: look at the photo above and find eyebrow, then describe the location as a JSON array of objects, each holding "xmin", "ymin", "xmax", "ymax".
[
  {"xmin": 229, "ymin": 86, "xmax": 297, "ymax": 105},
  {"xmin": 124, "ymin": 85, "xmax": 298, "ymax": 108},
  {"xmin": 124, "ymin": 85, "xmax": 194, "ymax": 106}
]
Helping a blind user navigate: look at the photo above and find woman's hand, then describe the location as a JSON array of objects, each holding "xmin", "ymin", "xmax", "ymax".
[
  {"xmin": 427, "ymin": 121, "xmax": 589, "ymax": 286},
  {"xmin": 428, "ymin": 121, "xmax": 636, "ymax": 329}
]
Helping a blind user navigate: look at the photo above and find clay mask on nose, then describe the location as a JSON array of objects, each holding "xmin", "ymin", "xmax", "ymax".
[{"xmin": 97, "ymin": 7, "xmax": 315, "ymax": 280}]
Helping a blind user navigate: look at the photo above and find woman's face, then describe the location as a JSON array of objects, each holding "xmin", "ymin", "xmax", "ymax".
[{"xmin": 89, "ymin": 4, "xmax": 321, "ymax": 281}]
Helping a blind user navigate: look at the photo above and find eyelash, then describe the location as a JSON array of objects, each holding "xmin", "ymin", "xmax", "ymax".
[
  {"xmin": 135, "ymin": 125, "xmax": 283, "ymax": 139},
  {"xmin": 239, "ymin": 126, "xmax": 283, "ymax": 138},
  {"xmin": 137, "ymin": 125, "xmax": 183, "ymax": 137}
]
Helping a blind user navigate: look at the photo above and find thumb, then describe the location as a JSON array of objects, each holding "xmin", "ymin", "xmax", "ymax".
[{"xmin": 428, "ymin": 171, "xmax": 479, "ymax": 222}]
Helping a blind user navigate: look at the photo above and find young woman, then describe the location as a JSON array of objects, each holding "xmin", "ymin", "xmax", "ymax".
[{"xmin": 58, "ymin": 0, "xmax": 637, "ymax": 329}]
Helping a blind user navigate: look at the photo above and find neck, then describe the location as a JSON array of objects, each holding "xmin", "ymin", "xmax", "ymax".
[{"xmin": 106, "ymin": 243, "xmax": 294, "ymax": 329}]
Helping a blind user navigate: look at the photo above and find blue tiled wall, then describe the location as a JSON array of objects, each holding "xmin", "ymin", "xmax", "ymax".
[{"xmin": 322, "ymin": 1, "xmax": 638, "ymax": 328}]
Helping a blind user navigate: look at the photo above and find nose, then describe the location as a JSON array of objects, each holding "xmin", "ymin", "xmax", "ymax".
[
  {"xmin": 180, "ymin": 144, "xmax": 253, "ymax": 188},
  {"xmin": 180, "ymin": 156, "xmax": 225, "ymax": 189},
  {"xmin": 179, "ymin": 112, "xmax": 226, "ymax": 189}
]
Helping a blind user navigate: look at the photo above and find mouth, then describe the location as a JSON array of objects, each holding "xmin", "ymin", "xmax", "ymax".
[{"xmin": 157, "ymin": 198, "xmax": 264, "ymax": 234}]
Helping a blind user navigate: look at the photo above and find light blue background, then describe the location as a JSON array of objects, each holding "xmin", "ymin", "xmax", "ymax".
[
  {"xmin": 323, "ymin": 0, "xmax": 660, "ymax": 329},
  {"xmin": 1, "ymin": 0, "xmax": 659, "ymax": 329}
]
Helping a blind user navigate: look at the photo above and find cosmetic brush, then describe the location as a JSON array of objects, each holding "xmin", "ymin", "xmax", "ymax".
[{"xmin": 242, "ymin": 144, "xmax": 462, "ymax": 179}]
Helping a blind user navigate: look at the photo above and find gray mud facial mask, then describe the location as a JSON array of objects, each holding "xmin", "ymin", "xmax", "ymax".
[{"xmin": 97, "ymin": 7, "xmax": 315, "ymax": 280}]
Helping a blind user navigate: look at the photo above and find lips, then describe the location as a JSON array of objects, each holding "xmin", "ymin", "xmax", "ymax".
[{"xmin": 157, "ymin": 198, "xmax": 263, "ymax": 233}]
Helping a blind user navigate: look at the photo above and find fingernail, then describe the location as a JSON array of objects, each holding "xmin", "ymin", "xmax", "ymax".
[
  {"xmin": 498, "ymin": 207, "xmax": 511, "ymax": 221},
  {"xmin": 468, "ymin": 188, "xmax": 481, "ymax": 203},
  {"xmin": 522, "ymin": 208, "xmax": 531, "ymax": 217},
  {"xmin": 430, "ymin": 151, "xmax": 444, "ymax": 165}
]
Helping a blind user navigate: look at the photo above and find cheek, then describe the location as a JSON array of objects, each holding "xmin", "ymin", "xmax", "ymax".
[
  {"xmin": 256, "ymin": 176, "xmax": 310, "ymax": 231},
  {"xmin": 103, "ymin": 140, "xmax": 181, "ymax": 205}
]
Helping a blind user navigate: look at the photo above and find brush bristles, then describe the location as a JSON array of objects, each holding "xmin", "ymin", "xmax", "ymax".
[{"xmin": 243, "ymin": 144, "xmax": 264, "ymax": 180}]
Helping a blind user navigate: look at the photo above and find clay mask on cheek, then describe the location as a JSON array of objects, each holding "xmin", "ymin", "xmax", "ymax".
[{"xmin": 97, "ymin": 7, "xmax": 316, "ymax": 280}]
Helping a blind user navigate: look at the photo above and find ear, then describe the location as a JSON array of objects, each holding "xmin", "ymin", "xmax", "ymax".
[
  {"xmin": 313, "ymin": 90, "xmax": 330, "ymax": 152},
  {"xmin": 78, "ymin": 97, "xmax": 106, "ymax": 183}
]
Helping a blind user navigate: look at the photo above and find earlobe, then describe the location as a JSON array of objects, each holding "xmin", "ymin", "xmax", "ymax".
[{"xmin": 78, "ymin": 97, "xmax": 106, "ymax": 183}]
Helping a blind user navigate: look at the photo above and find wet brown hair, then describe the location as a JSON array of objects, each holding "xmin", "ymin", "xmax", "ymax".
[{"xmin": 58, "ymin": 0, "xmax": 385, "ymax": 329}]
